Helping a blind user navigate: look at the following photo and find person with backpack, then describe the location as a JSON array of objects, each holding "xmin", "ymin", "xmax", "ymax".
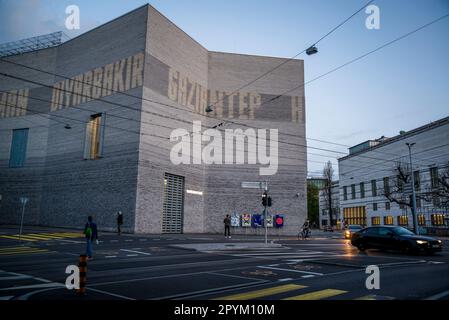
[
  {"xmin": 84, "ymin": 216, "xmax": 98, "ymax": 260},
  {"xmin": 117, "ymin": 211, "xmax": 123, "ymax": 235}
]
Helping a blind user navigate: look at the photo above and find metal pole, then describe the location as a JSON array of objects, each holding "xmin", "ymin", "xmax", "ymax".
[
  {"xmin": 264, "ymin": 181, "xmax": 268, "ymax": 245},
  {"xmin": 407, "ymin": 143, "xmax": 419, "ymax": 235},
  {"xmin": 19, "ymin": 201, "xmax": 26, "ymax": 244}
]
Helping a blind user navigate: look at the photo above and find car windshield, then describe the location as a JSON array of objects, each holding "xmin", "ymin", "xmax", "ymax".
[{"xmin": 392, "ymin": 227, "xmax": 415, "ymax": 235}]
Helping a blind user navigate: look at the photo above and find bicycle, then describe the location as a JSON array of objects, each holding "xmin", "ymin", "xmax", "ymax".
[{"xmin": 297, "ymin": 227, "xmax": 311, "ymax": 240}]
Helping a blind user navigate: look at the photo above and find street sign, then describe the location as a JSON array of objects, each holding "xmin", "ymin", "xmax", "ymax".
[
  {"xmin": 242, "ymin": 213, "xmax": 251, "ymax": 227},
  {"xmin": 241, "ymin": 181, "xmax": 267, "ymax": 189},
  {"xmin": 266, "ymin": 215, "xmax": 274, "ymax": 228},
  {"xmin": 274, "ymin": 215, "xmax": 284, "ymax": 228},
  {"xmin": 231, "ymin": 214, "xmax": 240, "ymax": 227},
  {"xmin": 252, "ymin": 214, "xmax": 263, "ymax": 228}
]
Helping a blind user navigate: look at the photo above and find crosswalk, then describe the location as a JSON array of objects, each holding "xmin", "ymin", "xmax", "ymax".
[
  {"xmin": 212, "ymin": 283, "xmax": 394, "ymax": 300},
  {"xmin": 0, "ymin": 232, "xmax": 82, "ymax": 242},
  {"xmin": 0, "ymin": 246, "xmax": 50, "ymax": 256}
]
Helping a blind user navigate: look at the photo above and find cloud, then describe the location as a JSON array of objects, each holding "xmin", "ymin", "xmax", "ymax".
[{"xmin": 0, "ymin": 0, "xmax": 100, "ymax": 44}]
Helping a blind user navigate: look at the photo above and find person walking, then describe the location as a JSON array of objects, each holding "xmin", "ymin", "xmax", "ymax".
[
  {"xmin": 117, "ymin": 211, "xmax": 123, "ymax": 235},
  {"xmin": 84, "ymin": 216, "xmax": 98, "ymax": 260},
  {"xmin": 223, "ymin": 214, "xmax": 231, "ymax": 239}
]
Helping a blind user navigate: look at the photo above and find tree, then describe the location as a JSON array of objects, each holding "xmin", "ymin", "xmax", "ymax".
[
  {"xmin": 307, "ymin": 183, "xmax": 319, "ymax": 226},
  {"xmin": 383, "ymin": 161, "xmax": 415, "ymax": 209},
  {"xmin": 322, "ymin": 161, "xmax": 334, "ymax": 226}
]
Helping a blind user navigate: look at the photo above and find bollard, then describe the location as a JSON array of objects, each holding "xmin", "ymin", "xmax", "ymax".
[{"xmin": 76, "ymin": 254, "xmax": 87, "ymax": 296}]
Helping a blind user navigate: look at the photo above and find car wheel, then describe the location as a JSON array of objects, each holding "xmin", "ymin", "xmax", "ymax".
[{"xmin": 357, "ymin": 244, "xmax": 366, "ymax": 251}]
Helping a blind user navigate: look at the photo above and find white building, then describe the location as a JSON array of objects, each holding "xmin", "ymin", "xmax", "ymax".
[{"xmin": 338, "ymin": 116, "xmax": 449, "ymax": 233}]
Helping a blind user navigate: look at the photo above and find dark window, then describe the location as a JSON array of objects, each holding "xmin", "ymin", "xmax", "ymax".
[
  {"xmin": 413, "ymin": 171, "xmax": 420, "ymax": 191},
  {"xmin": 360, "ymin": 182, "xmax": 365, "ymax": 198},
  {"xmin": 373, "ymin": 203, "xmax": 378, "ymax": 211},
  {"xmin": 397, "ymin": 175, "xmax": 404, "ymax": 192},
  {"xmin": 378, "ymin": 228, "xmax": 391, "ymax": 236},
  {"xmin": 351, "ymin": 184, "xmax": 356, "ymax": 199},
  {"xmin": 383, "ymin": 177, "xmax": 390, "ymax": 195},
  {"xmin": 343, "ymin": 186, "xmax": 347, "ymax": 201},
  {"xmin": 371, "ymin": 180, "xmax": 377, "ymax": 197},
  {"xmin": 9, "ymin": 128, "xmax": 29, "ymax": 168},
  {"xmin": 430, "ymin": 167, "xmax": 439, "ymax": 189},
  {"xmin": 385, "ymin": 202, "xmax": 391, "ymax": 210},
  {"xmin": 363, "ymin": 228, "xmax": 378, "ymax": 235}
]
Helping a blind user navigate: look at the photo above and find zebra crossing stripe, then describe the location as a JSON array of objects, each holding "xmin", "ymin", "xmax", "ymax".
[
  {"xmin": 283, "ymin": 289, "xmax": 347, "ymax": 300},
  {"xmin": 0, "ymin": 235, "xmax": 38, "ymax": 241},
  {"xmin": 213, "ymin": 284, "xmax": 306, "ymax": 300},
  {"xmin": 0, "ymin": 249, "xmax": 49, "ymax": 256}
]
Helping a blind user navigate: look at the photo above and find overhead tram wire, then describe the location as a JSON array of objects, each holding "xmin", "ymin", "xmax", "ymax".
[
  {"xmin": 206, "ymin": 0, "xmax": 375, "ymax": 110},
  {"xmin": 263, "ymin": 12, "xmax": 449, "ymax": 105},
  {"xmin": 0, "ymin": 81, "xmax": 443, "ymax": 171},
  {"xmin": 2, "ymin": 12, "xmax": 449, "ymax": 166},
  {"xmin": 211, "ymin": 11, "xmax": 449, "ymax": 160}
]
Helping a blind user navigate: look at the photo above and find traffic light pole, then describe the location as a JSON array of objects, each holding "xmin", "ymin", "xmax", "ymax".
[{"xmin": 264, "ymin": 182, "xmax": 268, "ymax": 245}]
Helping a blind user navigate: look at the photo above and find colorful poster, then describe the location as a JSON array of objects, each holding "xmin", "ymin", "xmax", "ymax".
[
  {"xmin": 252, "ymin": 214, "xmax": 263, "ymax": 228},
  {"xmin": 274, "ymin": 215, "xmax": 284, "ymax": 228},
  {"xmin": 231, "ymin": 213, "xmax": 240, "ymax": 227},
  {"xmin": 242, "ymin": 213, "xmax": 252, "ymax": 227},
  {"xmin": 266, "ymin": 215, "xmax": 274, "ymax": 228}
]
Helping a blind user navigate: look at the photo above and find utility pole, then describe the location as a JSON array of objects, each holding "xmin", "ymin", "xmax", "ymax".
[
  {"xmin": 263, "ymin": 182, "xmax": 268, "ymax": 245},
  {"xmin": 406, "ymin": 143, "xmax": 419, "ymax": 235},
  {"xmin": 19, "ymin": 197, "xmax": 29, "ymax": 244}
]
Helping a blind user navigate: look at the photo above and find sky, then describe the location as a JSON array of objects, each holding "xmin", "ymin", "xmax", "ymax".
[{"xmin": 1, "ymin": 0, "xmax": 448, "ymax": 176}]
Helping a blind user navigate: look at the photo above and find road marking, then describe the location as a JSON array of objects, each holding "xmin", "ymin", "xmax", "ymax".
[
  {"xmin": 425, "ymin": 290, "xmax": 449, "ymax": 300},
  {"xmin": 278, "ymin": 278, "xmax": 294, "ymax": 282},
  {"xmin": 110, "ymin": 240, "xmax": 118, "ymax": 242},
  {"xmin": 355, "ymin": 294, "xmax": 394, "ymax": 300},
  {"xmin": 87, "ymin": 287, "xmax": 135, "ymax": 300},
  {"xmin": 105, "ymin": 256, "xmax": 117, "ymax": 258},
  {"xmin": 120, "ymin": 249, "xmax": 151, "ymax": 256},
  {"xmin": 125, "ymin": 240, "xmax": 133, "ymax": 242},
  {"xmin": 301, "ymin": 275, "xmax": 316, "ymax": 279},
  {"xmin": 214, "ymin": 284, "xmax": 306, "ymax": 300},
  {"xmin": 0, "ymin": 275, "xmax": 32, "ymax": 281},
  {"xmin": 284, "ymin": 289, "xmax": 347, "ymax": 300},
  {"xmin": 258, "ymin": 266, "xmax": 324, "ymax": 276},
  {"xmin": 0, "ymin": 247, "xmax": 50, "ymax": 256},
  {"xmin": 0, "ymin": 296, "xmax": 14, "ymax": 300},
  {"xmin": 139, "ymin": 239, "xmax": 147, "ymax": 241},
  {"xmin": 0, "ymin": 283, "xmax": 63, "ymax": 291},
  {"xmin": 126, "ymin": 254, "xmax": 138, "ymax": 257},
  {"xmin": 0, "ymin": 235, "xmax": 38, "ymax": 241}
]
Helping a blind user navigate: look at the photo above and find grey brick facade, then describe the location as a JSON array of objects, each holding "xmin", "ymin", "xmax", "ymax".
[{"xmin": 0, "ymin": 5, "xmax": 307, "ymax": 234}]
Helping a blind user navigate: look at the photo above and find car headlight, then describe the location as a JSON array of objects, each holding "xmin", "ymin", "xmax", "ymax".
[
  {"xmin": 416, "ymin": 240, "xmax": 428, "ymax": 245},
  {"xmin": 438, "ymin": 240, "xmax": 442, "ymax": 244}
]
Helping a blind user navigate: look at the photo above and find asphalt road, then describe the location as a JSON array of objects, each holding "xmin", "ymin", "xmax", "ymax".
[{"xmin": 0, "ymin": 225, "xmax": 448, "ymax": 300}]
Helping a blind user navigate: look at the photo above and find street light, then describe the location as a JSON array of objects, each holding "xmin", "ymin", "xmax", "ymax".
[{"xmin": 406, "ymin": 142, "xmax": 419, "ymax": 235}]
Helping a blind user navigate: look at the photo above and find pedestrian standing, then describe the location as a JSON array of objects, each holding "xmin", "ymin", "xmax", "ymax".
[
  {"xmin": 117, "ymin": 211, "xmax": 123, "ymax": 235},
  {"xmin": 84, "ymin": 216, "xmax": 98, "ymax": 260},
  {"xmin": 223, "ymin": 214, "xmax": 231, "ymax": 239}
]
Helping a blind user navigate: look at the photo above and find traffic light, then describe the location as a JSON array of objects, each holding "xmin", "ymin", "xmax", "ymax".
[
  {"xmin": 267, "ymin": 197, "xmax": 272, "ymax": 207},
  {"xmin": 262, "ymin": 192, "xmax": 267, "ymax": 206}
]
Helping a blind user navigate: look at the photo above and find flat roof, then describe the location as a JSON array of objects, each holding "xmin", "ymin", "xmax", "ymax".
[{"xmin": 339, "ymin": 115, "xmax": 449, "ymax": 161}]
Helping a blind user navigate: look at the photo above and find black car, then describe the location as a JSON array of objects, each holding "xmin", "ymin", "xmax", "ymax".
[{"xmin": 351, "ymin": 226, "xmax": 443, "ymax": 254}]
